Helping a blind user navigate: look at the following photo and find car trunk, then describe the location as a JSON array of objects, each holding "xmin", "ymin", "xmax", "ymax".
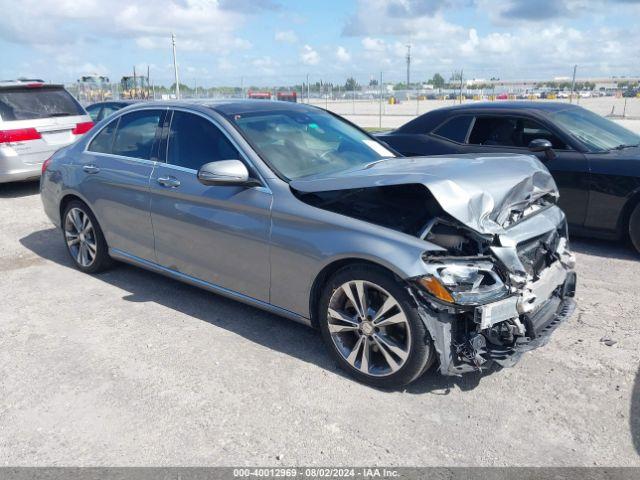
[{"xmin": 0, "ymin": 85, "xmax": 91, "ymax": 165}]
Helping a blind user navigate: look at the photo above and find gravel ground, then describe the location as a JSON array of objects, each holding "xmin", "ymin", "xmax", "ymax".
[{"xmin": 1, "ymin": 179, "xmax": 639, "ymax": 467}]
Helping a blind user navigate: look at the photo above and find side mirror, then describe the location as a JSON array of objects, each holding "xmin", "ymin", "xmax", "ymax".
[
  {"xmin": 528, "ymin": 138, "xmax": 556, "ymax": 161},
  {"xmin": 197, "ymin": 160, "xmax": 255, "ymax": 187}
]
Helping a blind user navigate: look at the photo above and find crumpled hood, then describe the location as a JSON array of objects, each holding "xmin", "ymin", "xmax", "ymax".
[{"xmin": 290, "ymin": 154, "xmax": 558, "ymax": 235}]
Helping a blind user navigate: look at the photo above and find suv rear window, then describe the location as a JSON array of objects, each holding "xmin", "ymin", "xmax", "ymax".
[{"xmin": 0, "ymin": 87, "xmax": 84, "ymax": 121}]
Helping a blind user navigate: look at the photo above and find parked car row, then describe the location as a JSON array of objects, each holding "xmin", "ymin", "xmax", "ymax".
[{"xmin": 2, "ymin": 80, "xmax": 636, "ymax": 387}]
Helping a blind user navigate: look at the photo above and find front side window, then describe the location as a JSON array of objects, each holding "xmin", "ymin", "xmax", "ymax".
[
  {"xmin": 468, "ymin": 115, "xmax": 566, "ymax": 149},
  {"xmin": 111, "ymin": 110, "xmax": 162, "ymax": 160},
  {"xmin": 432, "ymin": 115, "xmax": 473, "ymax": 143},
  {"xmin": 166, "ymin": 111, "xmax": 240, "ymax": 171},
  {"xmin": 227, "ymin": 109, "xmax": 396, "ymax": 180},
  {"xmin": 552, "ymin": 108, "xmax": 640, "ymax": 152}
]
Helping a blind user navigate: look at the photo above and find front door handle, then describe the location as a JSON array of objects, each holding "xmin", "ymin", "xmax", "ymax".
[
  {"xmin": 82, "ymin": 164, "xmax": 100, "ymax": 174},
  {"xmin": 158, "ymin": 176, "xmax": 181, "ymax": 188}
]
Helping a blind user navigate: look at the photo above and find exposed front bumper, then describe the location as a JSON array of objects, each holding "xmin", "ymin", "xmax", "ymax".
[{"xmin": 414, "ymin": 261, "xmax": 577, "ymax": 376}]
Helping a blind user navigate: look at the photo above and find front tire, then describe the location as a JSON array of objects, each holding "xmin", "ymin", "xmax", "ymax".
[
  {"xmin": 630, "ymin": 204, "xmax": 640, "ymax": 254},
  {"xmin": 62, "ymin": 200, "xmax": 113, "ymax": 273},
  {"xmin": 318, "ymin": 264, "xmax": 435, "ymax": 388}
]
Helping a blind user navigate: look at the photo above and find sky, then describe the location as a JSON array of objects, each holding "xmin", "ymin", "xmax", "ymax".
[{"xmin": 0, "ymin": 0, "xmax": 639, "ymax": 87}]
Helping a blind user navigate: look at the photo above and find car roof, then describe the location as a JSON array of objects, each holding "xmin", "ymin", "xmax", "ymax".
[
  {"xmin": 395, "ymin": 101, "xmax": 581, "ymax": 133},
  {"xmin": 436, "ymin": 101, "xmax": 580, "ymax": 113},
  {"xmin": 124, "ymin": 99, "xmax": 319, "ymax": 116},
  {"xmin": 88, "ymin": 100, "xmax": 138, "ymax": 107},
  {"xmin": 0, "ymin": 80, "xmax": 64, "ymax": 90}
]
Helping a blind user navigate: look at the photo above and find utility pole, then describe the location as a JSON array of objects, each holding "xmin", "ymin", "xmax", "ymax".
[
  {"xmin": 352, "ymin": 74, "xmax": 356, "ymax": 114},
  {"xmin": 306, "ymin": 73, "xmax": 309, "ymax": 104},
  {"xmin": 379, "ymin": 71, "xmax": 383, "ymax": 129},
  {"xmin": 459, "ymin": 69, "xmax": 464, "ymax": 104},
  {"xmin": 406, "ymin": 44, "xmax": 411, "ymax": 89},
  {"xmin": 570, "ymin": 64, "xmax": 577, "ymax": 104},
  {"xmin": 171, "ymin": 33, "xmax": 180, "ymax": 99},
  {"xmin": 240, "ymin": 76, "xmax": 244, "ymax": 99}
]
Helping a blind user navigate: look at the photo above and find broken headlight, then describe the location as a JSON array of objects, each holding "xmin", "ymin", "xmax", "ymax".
[{"xmin": 418, "ymin": 261, "xmax": 508, "ymax": 306}]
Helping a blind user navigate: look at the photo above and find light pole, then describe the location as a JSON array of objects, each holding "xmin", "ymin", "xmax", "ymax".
[
  {"xmin": 570, "ymin": 64, "xmax": 577, "ymax": 104},
  {"xmin": 171, "ymin": 33, "xmax": 180, "ymax": 99}
]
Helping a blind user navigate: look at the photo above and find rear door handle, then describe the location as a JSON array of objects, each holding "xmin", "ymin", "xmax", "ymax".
[
  {"xmin": 158, "ymin": 176, "xmax": 181, "ymax": 188},
  {"xmin": 82, "ymin": 164, "xmax": 100, "ymax": 174}
]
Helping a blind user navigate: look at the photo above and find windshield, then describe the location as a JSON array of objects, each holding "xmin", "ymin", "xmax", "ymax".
[
  {"xmin": 228, "ymin": 109, "xmax": 395, "ymax": 180},
  {"xmin": 0, "ymin": 87, "xmax": 85, "ymax": 121},
  {"xmin": 552, "ymin": 108, "xmax": 640, "ymax": 152}
]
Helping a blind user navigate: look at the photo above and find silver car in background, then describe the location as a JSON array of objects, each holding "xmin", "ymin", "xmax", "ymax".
[
  {"xmin": 40, "ymin": 100, "xmax": 577, "ymax": 388},
  {"xmin": 0, "ymin": 80, "xmax": 93, "ymax": 183}
]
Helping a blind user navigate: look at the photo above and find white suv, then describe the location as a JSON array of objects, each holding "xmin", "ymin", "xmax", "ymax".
[{"xmin": 0, "ymin": 80, "xmax": 93, "ymax": 183}]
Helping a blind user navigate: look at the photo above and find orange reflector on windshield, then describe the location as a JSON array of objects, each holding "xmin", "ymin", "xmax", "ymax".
[{"xmin": 418, "ymin": 276, "xmax": 455, "ymax": 303}]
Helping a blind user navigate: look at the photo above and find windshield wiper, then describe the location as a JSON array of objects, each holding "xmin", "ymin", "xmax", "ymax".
[
  {"xmin": 612, "ymin": 143, "xmax": 639, "ymax": 150},
  {"xmin": 47, "ymin": 112, "xmax": 73, "ymax": 117}
]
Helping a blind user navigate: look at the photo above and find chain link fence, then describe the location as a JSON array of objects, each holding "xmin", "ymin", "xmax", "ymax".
[{"xmin": 64, "ymin": 72, "xmax": 640, "ymax": 129}]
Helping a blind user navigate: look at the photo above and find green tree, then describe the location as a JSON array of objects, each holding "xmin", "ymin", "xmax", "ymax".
[
  {"xmin": 344, "ymin": 77, "xmax": 358, "ymax": 91},
  {"xmin": 431, "ymin": 73, "xmax": 445, "ymax": 89}
]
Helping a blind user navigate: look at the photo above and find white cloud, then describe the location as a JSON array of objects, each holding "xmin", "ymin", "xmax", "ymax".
[
  {"xmin": 300, "ymin": 44, "xmax": 319, "ymax": 65},
  {"xmin": 336, "ymin": 46, "xmax": 351, "ymax": 63},
  {"xmin": 0, "ymin": 0, "xmax": 251, "ymax": 53},
  {"xmin": 252, "ymin": 56, "xmax": 280, "ymax": 75},
  {"xmin": 274, "ymin": 30, "xmax": 298, "ymax": 43}
]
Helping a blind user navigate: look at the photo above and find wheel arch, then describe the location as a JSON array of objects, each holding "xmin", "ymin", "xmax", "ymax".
[
  {"xmin": 617, "ymin": 188, "xmax": 640, "ymax": 240},
  {"xmin": 59, "ymin": 192, "xmax": 95, "ymax": 226},
  {"xmin": 308, "ymin": 257, "xmax": 406, "ymax": 329}
]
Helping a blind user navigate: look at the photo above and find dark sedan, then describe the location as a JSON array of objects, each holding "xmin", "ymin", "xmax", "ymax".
[
  {"xmin": 85, "ymin": 100, "xmax": 138, "ymax": 122},
  {"xmin": 377, "ymin": 102, "xmax": 640, "ymax": 252}
]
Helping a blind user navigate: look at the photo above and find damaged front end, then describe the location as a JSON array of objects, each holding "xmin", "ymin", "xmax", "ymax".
[
  {"xmin": 291, "ymin": 154, "xmax": 578, "ymax": 376},
  {"xmin": 410, "ymin": 207, "xmax": 577, "ymax": 375}
]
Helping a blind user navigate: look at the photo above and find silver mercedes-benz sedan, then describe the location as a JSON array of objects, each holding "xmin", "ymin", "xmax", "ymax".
[{"xmin": 40, "ymin": 100, "xmax": 577, "ymax": 388}]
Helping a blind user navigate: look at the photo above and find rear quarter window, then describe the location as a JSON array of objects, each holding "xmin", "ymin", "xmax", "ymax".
[
  {"xmin": 0, "ymin": 87, "xmax": 84, "ymax": 121},
  {"xmin": 431, "ymin": 115, "xmax": 473, "ymax": 143}
]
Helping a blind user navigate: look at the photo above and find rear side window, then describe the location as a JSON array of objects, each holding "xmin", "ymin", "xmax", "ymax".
[
  {"xmin": 0, "ymin": 87, "xmax": 84, "ymax": 121},
  {"xmin": 167, "ymin": 111, "xmax": 239, "ymax": 170},
  {"xmin": 88, "ymin": 118, "xmax": 118, "ymax": 154},
  {"xmin": 111, "ymin": 110, "xmax": 162, "ymax": 160},
  {"xmin": 432, "ymin": 116, "xmax": 473, "ymax": 143}
]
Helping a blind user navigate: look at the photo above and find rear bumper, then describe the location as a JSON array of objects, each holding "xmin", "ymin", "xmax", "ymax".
[{"xmin": 0, "ymin": 149, "xmax": 44, "ymax": 183}]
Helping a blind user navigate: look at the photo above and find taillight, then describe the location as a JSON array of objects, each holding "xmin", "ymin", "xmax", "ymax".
[
  {"xmin": 42, "ymin": 156, "xmax": 53, "ymax": 175},
  {"xmin": 72, "ymin": 122, "xmax": 94, "ymax": 135},
  {"xmin": 0, "ymin": 128, "xmax": 42, "ymax": 144}
]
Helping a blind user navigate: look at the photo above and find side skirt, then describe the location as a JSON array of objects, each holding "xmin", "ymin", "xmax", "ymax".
[{"xmin": 109, "ymin": 248, "xmax": 313, "ymax": 327}]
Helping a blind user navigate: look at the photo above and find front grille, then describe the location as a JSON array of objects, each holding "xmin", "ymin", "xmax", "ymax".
[{"xmin": 517, "ymin": 228, "xmax": 563, "ymax": 279}]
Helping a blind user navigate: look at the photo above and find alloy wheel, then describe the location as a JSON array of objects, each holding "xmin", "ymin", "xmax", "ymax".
[
  {"xmin": 327, "ymin": 280, "xmax": 412, "ymax": 377},
  {"xmin": 64, "ymin": 207, "xmax": 97, "ymax": 267}
]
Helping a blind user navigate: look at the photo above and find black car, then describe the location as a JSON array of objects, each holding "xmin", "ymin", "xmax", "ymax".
[
  {"xmin": 85, "ymin": 100, "xmax": 138, "ymax": 122},
  {"xmin": 377, "ymin": 102, "xmax": 640, "ymax": 252}
]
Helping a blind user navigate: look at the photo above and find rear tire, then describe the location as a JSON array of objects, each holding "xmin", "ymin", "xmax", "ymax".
[
  {"xmin": 318, "ymin": 264, "xmax": 435, "ymax": 388},
  {"xmin": 630, "ymin": 204, "xmax": 640, "ymax": 254},
  {"xmin": 62, "ymin": 200, "xmax": 113, "ymax": 273}
]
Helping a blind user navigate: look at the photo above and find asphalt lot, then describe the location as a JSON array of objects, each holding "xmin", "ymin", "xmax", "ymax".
[{"xmin": 1, "ymin": 178, "xmax": 639, "ymax": 466}]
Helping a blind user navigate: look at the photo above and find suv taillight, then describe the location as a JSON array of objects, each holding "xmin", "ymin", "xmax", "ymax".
[
  {"xmin": 0, "ymin": 128, "xmax": 42, "ymax": 143},
  {"xmin": 42, "ymin": 156, "xmax": 53, "ymax": 175},
  {"xmin": 72, "ymin": 122, "xmax": 94, "ymax": 135}
]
